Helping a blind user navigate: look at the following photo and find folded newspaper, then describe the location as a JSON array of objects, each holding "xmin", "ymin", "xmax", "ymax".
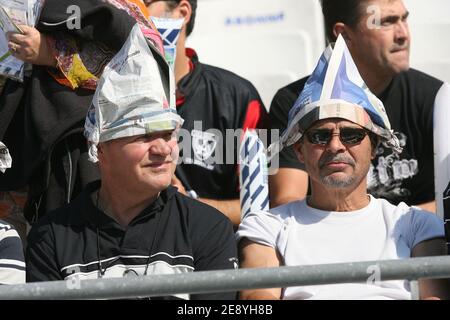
[
  {"xmin": 0, "ymin": 141, "xmax": 12, "ymax": 173},
  {"xmin": 0, "ymin": 0, "xmax": 43, "ymax": 81}
]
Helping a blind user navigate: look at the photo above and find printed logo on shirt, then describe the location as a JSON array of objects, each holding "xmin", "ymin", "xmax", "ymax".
[
  {"xmin": 184, "ymin": 129, "xmax": 218, "ymax": 170},
  {"xmin": 367, "ymin": 131, "xmax": 418, "ymax": 201},
  {"xmin": 229, "ymin": 257, "xmax": 239, "ymax": 269}
]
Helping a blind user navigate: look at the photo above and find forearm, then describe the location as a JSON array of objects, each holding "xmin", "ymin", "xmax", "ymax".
[
  {"xmin": 238, "ymin": 239, "xmax": 282, "ymax": 300},
  {"xmin": 412, "ymin": 237, "xmax": 449, "ymax": 299},
  {"xmin": 240, "ymin": 290, "xmax": 281, "ymax": 300},
  {"xmin": 269, "ymin": 168, "xmax": 308, "ymax": 208},
  {"xmin": 419, "ymin": 278, "xmax": 450, "ymax": 300},
  {"xmin": 198, "ymin": 198, "xmax": 241, "ymax": 227}
]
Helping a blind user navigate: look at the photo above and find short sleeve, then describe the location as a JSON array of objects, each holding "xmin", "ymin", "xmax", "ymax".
[
  {"xmin": 409, "ymin": 208, "xmax": 445, "ymax": 248},
  {"xmin": 189, "ymin": 202, "xmax": 238, "ymax": 300},
  {"xmin": 26, "ymin": 220, "xmax": 62, "ymax": 282},
  {"xmin": 236, "ymin": 210, "xmax": 284, "ymax": 248}
]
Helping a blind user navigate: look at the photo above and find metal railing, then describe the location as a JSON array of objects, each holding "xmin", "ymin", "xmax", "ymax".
[{"xmin": 1, "ymin": 256, "xmax": 450, "ymax": 300}]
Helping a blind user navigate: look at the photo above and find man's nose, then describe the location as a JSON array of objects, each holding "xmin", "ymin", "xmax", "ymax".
[
  {"xmin": 395, "ymin": 20, "xmax": 410, "ymax": 43},
  {"xmin": 149, "ymin": 138, "xmax": 172, "ymax": 155},
  {"xmin": 326, "ymin": 133, "xmax": 346, "ymax": 153}
]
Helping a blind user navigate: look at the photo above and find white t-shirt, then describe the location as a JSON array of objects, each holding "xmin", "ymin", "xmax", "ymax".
[{"xmin": 236, "ymin": 196, "xmax": 444, "ymax": 300}]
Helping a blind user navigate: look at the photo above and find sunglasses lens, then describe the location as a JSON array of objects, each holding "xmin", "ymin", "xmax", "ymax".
[
  {"xmin": 340, "ymin": 128, "xmax": 367, "ymax": 144},
  {"xmin": 305, "ymin": 128, "xmax": 368, "ymax": 145},
  {"xmin": 307, "ymin": 130, "xmax": 332, "ymax": 144}
]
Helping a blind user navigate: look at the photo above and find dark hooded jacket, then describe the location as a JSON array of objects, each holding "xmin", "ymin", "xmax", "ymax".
[{"xmin": 0, "ymin": 0, "xmax": 169, "ymax": 223}]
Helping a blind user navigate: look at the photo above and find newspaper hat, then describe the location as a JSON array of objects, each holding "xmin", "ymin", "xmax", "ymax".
[
  {"xmin": 268, "ymin": 34, "xmax": 401, "ymax": 158},
  {"xmin": 0, "ymin": 142, "xmax": 12, "ymax": 173},
  {"xmin": 85, "ymin": 24, "xmax": 183, "ymax": 162}
]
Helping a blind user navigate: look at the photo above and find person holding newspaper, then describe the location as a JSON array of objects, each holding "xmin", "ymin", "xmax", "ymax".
[
  {"xmin": 7, "ymin": 25, "xmax": 56, "ymax": 67},
  {"xmin": 0, "ymin": 0, "xmax": 164, "ymax": 227},
  {"xmin": 237, "ymin": 35, "xmax": 448, "ymax": 300}
]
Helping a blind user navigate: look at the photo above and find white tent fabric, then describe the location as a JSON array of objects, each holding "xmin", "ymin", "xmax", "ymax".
[
  {"xmin": 405, "ymin": 0, "xmax": 450, "ymax": 83},
  {"xmin": 187, "ymin": 0, "xmax": 326, "ymax": 109}
]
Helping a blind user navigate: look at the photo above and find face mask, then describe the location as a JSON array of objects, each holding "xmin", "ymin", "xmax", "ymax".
[{"xmin": 150, "ymin": 17, "xmax": 185, "ymax": 69}]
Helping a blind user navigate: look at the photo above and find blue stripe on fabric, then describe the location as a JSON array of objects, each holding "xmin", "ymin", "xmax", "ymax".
[
  {"xmin": 250, "ymin": 185, "xmax": 264, "ymax": 202},
  {"xmin": 260, "ymin": 197, "xmax": 269, "ymax": 211},
  {"xmin": 246, "ymin": 140, "xmax": 259, "ymax": 164},
  {"xmin": 106, "ymin": 109, "xmax": 178, "ymax": 129},
  {"xmin": 166, "ymin": 29, "xmax": 181, "ymax": 45},
  {"xmin": 331, "ymin": 54, "xmax": 385, "ymax": 127},
  {"xmin": 241, "ymin": 186, "xmax": 250, "ymax": 206},
  {"xmin": 241, "ymin": 163, "xmax": 249, "ymax": 184},
  {"xmin": 289, "ymin": 49, "xmax": 328, "ymax": 124},
  {"xmin": 248, "ymin": 162, "xmax": 261, "ymax": 182}
]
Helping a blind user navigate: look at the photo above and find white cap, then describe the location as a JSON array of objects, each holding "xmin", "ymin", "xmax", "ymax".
[{"xmin": 84, "ymin": 24, "xmax": 184, "ymax": 162}]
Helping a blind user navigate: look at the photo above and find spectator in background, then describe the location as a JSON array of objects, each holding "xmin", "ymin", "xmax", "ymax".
[
  {"xmin": 238, "ymin": 36, "xmax": 448, "ymax": 300},
  {"xmin": 26, "ymin": 28, "xmax": 237, "ymax": 300},
  {"xmin": 269, "ymin": 0, "xmax": 448, "ymax": 212},
  {"xmin": 145, "ymin": 0, "xmax": 269, "ymax": 227},
  {"xmin": 0, "ymin": 220, "xmax": 25, "ymax": 285}
]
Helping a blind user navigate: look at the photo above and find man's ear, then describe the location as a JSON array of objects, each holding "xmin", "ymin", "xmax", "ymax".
[
  {"xmin": 176, "ymin": 0, "xmax": 192, "ymax": 27},
  {"xmin": 371, "ymin": 146, "xmax": 377, "ymax": 160},
  {"xmin": 97, "ymin": 143, "xmax": 105, "ymax": 161},
  {"xmin": 292, "ymin": 141, "xmax": 306, "ymax": 164},
  {"xmin": 333, "ymin": 22, "xmax": 352, "ymax": 43},
  {"xmin": 370, "ymin": 136, "xmax": 380, "ymax": 159}
]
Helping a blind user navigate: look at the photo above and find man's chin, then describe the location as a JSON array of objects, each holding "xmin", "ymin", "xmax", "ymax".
[
  {"xmin": 394, "ymin": 64, "xmax": 410, "ymax": 74},
  {"xmin": 139, "ymin": 174, "xmax": 172, "ymax": 191},
  {"xmin": 321, "ymin": 173, "xmax": 355, "ymax": 189},
  {"xmin": 389, "ymin": 56, "xmax": 410, "ymax": 74}
]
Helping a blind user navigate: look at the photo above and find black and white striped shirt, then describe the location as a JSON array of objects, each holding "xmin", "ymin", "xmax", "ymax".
[
  {"xmin": 26, "ymin": 183, "xmax": 237, "ymax": 299},
  {"xmin": 0, "ymin": 220, "xmax": 25, "ymax": 284}
]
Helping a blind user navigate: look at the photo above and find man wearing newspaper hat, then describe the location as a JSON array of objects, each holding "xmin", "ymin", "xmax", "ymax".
[
  {"xmin": 237, "ymin": 35, "xmax": 447, "ymax": 300},
  {"xmin": 269, "ymin": 0, "xmax": 449, "ymax": 213},
  {"xmin": 26, "ymin": 25, "xmax": 238, "ymax": 300}
]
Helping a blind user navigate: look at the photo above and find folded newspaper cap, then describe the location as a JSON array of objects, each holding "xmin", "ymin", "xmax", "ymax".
[
  {"xmin": 0, "ymin": 141, "xmax": 12, "ymax": 173},
  {"xmin": 268, "ymin": 34, "xmax": 401, "ymax": 158},
  {"xmin": 85, "ymin": 24, "xmax": 183, "ymax": 162}
]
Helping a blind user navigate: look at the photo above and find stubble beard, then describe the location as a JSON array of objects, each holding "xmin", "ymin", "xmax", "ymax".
[{"xmin": 320, "ymin": 174, "xmax": 356, "ymax": 189}]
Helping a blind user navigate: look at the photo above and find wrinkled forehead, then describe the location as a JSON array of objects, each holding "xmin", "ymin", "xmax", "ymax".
[
  {"xmin": 359, "ymin": 0, "xmax": 408, "ymax": 20},
  {"xmin": 306, "ymin": 118, "xmax": 365, "ymax": 131}
]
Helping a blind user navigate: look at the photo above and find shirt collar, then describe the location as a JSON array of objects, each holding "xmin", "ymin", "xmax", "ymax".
[
  {"xmin": 82, "ymin": 181, "xmax": 178, "ymax": 229},
  {"xmin": 176, "ymin": 48, "xmax": 198, "ymax": 107}
]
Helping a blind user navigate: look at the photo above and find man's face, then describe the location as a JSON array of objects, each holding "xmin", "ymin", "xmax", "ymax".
[
  {"xmin": 294, "ymin": 119, "xmax": 374, "ymax": 191},
  {"xmin": 348, "ymin": 0, "xmax": 410, "ymax": 77},
  {"xmin": 99, "ymin": 130, "xmax": 179, "ymax": 194},
  {"xmin": 145, "ymin": 0, "xmax": 175, "ymax": 18}
]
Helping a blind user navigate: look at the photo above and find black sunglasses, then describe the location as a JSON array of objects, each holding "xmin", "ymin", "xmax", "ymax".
[{"xmin": 304, "ymin": 127, "xmax": 369, "ymax": 145}]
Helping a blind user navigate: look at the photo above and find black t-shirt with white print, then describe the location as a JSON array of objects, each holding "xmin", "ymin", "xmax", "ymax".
[
  {"xmin": 175, "ymin": 49, "xmax": 269, "ymax": 200},
  {"xmin": 269, "ymin": 69, "xmax": 443, "ymax": 206}
]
